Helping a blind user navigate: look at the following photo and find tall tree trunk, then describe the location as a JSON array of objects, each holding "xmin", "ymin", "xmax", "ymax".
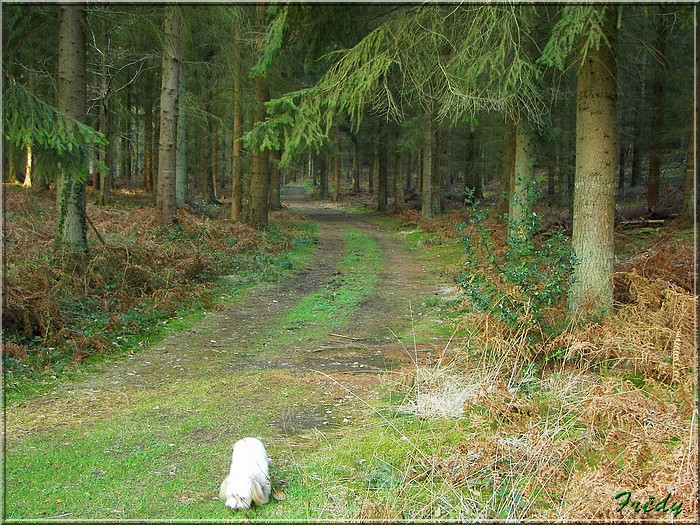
[
  {"xmin": 568, "ymin": 7, "xmax": 618, "ymax": 317},
  {"xmin": 143, "ymin": 68, "xmax": 154, "ymax": 193},
  {"xmin": 22, "ymin": 145, "xmax": 33, "ymax": 188},
  {"xmin": 647, "ymin": 6, "xmax": 669, "ymax": 211},
  {"xmin": 318, "ymin": 152, "xmax": 328, "ymax": 198},
  {"xmin": 231, "ymin": 26, "xmax": 243, "ymax": 221},
  {"xmin": 352, "ymin": 136, "xmax": 361, "ymax": 194},
  {"xmin": 97, "ymin": 95, "xmax": 111, "ymax": 206},
  {"xmin": 205, "ymin": 119, "xmax": 219, "ymax": 204},
  {"xmin": 377, "ymin": 119, "xmax": 387, "ymax": 211},
  {"xmin": 630, "ymin": 57, "xmax": 646, "ymax": 188},
  {"xmin": 123, "ymin": 86, "xmax": 132, "ymax": 180},
  {"xmin": 499, "ymin": 122, "xmax": 515, "ymax": 213},
  {"xmin": 508, "ymin": 121, "xmax": 535, "ymax": 243},
  {"xmin": 684, "ymin": 133, "xmax": 695, "ymax": 223},
  {"xmin": 433, "ymin": 122, "xmax": 447, "ymax": 217},
  {"xmin": 156, "ymin": 6, "xmax": 181, "ymax": 226},
  {"xmin": 97, "ymin": 30, "xmax": 111, "ymax": 207},
  {"xmin": 332, "ymin": 125, "xmax": 341, "ymax": 202},
  {"xmin": 176, "ymin": 70, "xmax": 186, "ymax": 206},
  {"xmin": 686, "ymin": 29, "xmax": 699, "ymax": 223},
  {"xmin": 269, "ymin": 149, "xmax": 282, "ymax": 210},
  {"xmin": 249, "ymin": 73, "xmax": 270, "ymax": 229},
  {"xmin": 394, "ymin": 125, "xmax": 405, "ymax": 213},
  {"xmin": 617, "ymin": 142, "xmax": 627, "ymax": 192},
  {"xmin": 421, "ymin": 116, "xmax": 434, "ymax": 219},
  {"xmin": 55, "ymin": 5, "xmax": 88, "ymax": 260}
]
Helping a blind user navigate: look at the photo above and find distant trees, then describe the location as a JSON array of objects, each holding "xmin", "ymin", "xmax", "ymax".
[{"xmin": 2, "ymin": 4, "xmax": 694, "ymax": 309}]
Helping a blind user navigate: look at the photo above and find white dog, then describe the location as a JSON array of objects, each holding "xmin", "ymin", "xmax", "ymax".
[{"xmin": 219, "ymin": 437, "xmax": 271, "ymax": 511}]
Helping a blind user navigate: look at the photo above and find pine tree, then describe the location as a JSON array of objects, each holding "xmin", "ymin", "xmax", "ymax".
[
  {"xmin": 541, "ymin": 6, "xmax": 619, "ymax": 316},
  {"xmin": 55, "ymin": 5, "xmax": 89, "ymax": 262}
]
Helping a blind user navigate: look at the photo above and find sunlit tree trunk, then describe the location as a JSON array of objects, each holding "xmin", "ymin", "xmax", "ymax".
[
  {"xmin": 55, "ymin": 5, "xmax": 88, "ymax": 260},
  {"xmin": 568, "ymin": 7, "xmax": 618, "ymax": 317},
  {"xmin": 22, "ymin": 145, "xmax": 33, "ymax": 188},
  {"xmin": 156, "ymin": 6, "xmax": 181, "ymax": 226}
]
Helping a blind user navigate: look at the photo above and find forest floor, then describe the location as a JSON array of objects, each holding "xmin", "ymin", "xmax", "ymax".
[
  {"xmin": 4, "ymin": 187, "xmax": 462, "ymax": 520},
  {"xmin": 4, "ymin": 185, "xmax": 697, "ymax": 522}
]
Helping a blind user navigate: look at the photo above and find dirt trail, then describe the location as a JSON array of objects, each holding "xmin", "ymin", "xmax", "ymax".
[{"xmin": 8, "ymin": 190, "xmax": 447, "ymax": 441}]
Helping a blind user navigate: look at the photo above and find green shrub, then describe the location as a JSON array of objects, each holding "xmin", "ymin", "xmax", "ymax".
[{"xmin": 456, "ymin": 186, "xmax": 575, "ymax": 341}]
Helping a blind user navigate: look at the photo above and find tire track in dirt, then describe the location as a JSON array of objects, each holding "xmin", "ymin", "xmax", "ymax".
[{"xmin": 6, "ymin": 191, "xmax": 445, "ymax": 441}]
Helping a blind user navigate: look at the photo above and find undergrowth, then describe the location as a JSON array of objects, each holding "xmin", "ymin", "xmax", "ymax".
[
  {"xmin": 378, "ymin": 200, "xmax": 698, "ymax": 521},
  {"xmin": 2, "ymin": 186, "xmax": 318, "ymax": 394},
  {"xmin": 456, "ymin": 187, "xmax": 575, "ymax": 342}
]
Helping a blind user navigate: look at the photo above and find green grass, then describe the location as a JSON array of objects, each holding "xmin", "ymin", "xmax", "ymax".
[{"xmin": 4, "ymin": 218, "xmax": 476, "ymax": 522}]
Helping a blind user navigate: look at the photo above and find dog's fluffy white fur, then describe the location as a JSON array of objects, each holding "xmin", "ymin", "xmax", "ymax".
[{"xmin": 219, "ymin": 437, "xmax": 271, "ymax": 511}]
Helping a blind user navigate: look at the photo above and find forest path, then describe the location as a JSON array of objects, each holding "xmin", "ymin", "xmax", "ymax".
[{"xmin": 5, "ymin": 188, "xmax": 453, "ymax": 519}]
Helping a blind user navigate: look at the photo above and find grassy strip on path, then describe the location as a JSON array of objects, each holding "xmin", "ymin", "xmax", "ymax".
[{"xmin": 276, "ymin": 228, "xmax": 382, "ymax": 346}]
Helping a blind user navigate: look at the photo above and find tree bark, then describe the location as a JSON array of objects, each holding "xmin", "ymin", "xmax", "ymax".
[
  {"xmin": 156, "ymin": 6, "xmax": 181, "ymax": 226},
  {"xmin": 22, "ymin": 145, "xmax": 33, "ymax": 188},
  {"xmin": 123, "ymin": 86, "xmax": 132, "ymax": 180},
  {"xmin": 249, "ymin": 73, "xmax": 270, "ymax": 229},
  {"xmin": 508, "ymin": 121, "xmax": 535, "ymax": 243},
  {"xmin": 55, "ymin": 5, "xmax": 88, "ymax": 260},
  {"xmin": 568, "ymin": 7, "xmax": 618, "ymax": 317}
]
